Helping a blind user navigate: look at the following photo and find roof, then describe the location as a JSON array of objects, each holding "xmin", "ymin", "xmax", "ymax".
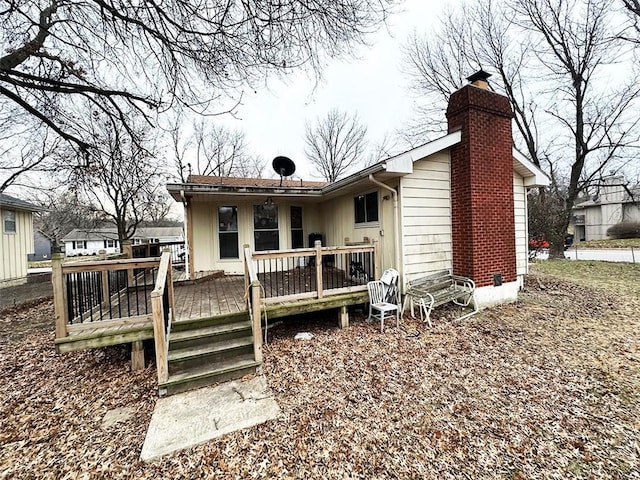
[
  {"xmin": 189, "ymin": 176, "xmax": 327, "ymax": 189},
  {"xmin": 0, "ymin": 193, "xmax": 45, "ymax": 212},
  {"xmin": 166, "ymin": 131, "xmax": 550, "ymax": 200},
  {"xmin": 62, "ymin": 227, "xmax": 184, "ymax": 242}
]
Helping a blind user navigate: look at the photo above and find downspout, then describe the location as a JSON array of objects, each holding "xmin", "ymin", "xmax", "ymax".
[
  {"xmin": 368, "ymin": 174, "xmax": 401, "ymax": 281},
  {"xmin": 180, "ymin": 189, "xmax": 190, "ymax": 281}
]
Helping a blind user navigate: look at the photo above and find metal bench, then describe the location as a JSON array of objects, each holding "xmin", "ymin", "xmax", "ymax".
[{"xmin": 401, "ymin": 270, "xmax": 477, "ymax": 327}]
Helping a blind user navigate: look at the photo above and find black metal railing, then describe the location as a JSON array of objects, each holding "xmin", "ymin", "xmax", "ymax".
[
  {"xmin": 251, "ymin": 244, "xmax": 377, "ymax": 300},
  {"xmin": 64, "ymin": 263, "xmax": 158, "ymax": 324}
]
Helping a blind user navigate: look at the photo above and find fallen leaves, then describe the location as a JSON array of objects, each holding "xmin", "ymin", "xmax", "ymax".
[{"xmin": 0, "ymin": 270, "xmax": 639, "ymax": 478}]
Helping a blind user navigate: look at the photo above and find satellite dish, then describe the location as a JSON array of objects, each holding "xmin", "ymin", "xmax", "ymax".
[{"xmin": 272, "ymin": 156, "xmax": 296, "ymax": 186}]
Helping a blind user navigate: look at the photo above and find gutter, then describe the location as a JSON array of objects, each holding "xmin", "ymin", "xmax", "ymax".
[{"xmin": 368, "ymin": 174, "xmax": 401, "ymax": 281}]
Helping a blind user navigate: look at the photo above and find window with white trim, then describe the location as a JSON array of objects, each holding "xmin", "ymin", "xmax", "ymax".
[
  {"xmin": 254, "ymin": 204, "xmax": 279, "ymax": 251},
  {"xmin": 354, "ymin": 191, "xmax": 379, "ymax": 224},
  {"xmin": 3, "ymin": 210, "xmax": 16, "ymax": 233},
  {"xmin": 218, "ymin": 206, "xmax": 239, "ymax": 259},
  {"xmin": 290, "ymin": 206, "xmax": 304, "ymax": 248}
]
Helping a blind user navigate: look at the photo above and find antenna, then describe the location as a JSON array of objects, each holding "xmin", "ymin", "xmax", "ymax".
[{"xmin": 272, "ymin": 156, "xmax": 296, "ymax": 187}]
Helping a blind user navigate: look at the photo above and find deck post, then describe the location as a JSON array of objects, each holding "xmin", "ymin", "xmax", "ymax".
[
  {"xmin": 131, "ymin": 340, "xmax": 145, "ymax": 371},
  {"xmin": 339, "ymin": 305, "xmax": 349, "ymax": 329},
  {"xmin": 251, "ymin": 281, "xmax": 263, "ymax": 363},
  {"xmin": 151, "ymin": 292, "xmax": 169, "ymax": 383},
  {"xmin": 315, "ymin": 240, "xmax": 323, "ymax": 299},
  {"xmin": 164, "ymin": 249, "xmax": 175, "ymax": 322},
  {"xmin": 51, "ymin": 249, "xmax": 68, "ymax": 339},
  {"xmin": 243, "ymin": 244, "xmax": 250, "ymax": 294},
  {"xmin": 122, "ymin": 240, "xmax": 134, "ymax": 286},
  {"xmin": 373, "ymin": 238, "xmax": 380, "ymax": 280}
]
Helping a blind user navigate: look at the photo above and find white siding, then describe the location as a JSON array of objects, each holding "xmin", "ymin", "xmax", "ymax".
[
  {"xmin": 399, "ymin": 151, "xmax": 452, "ymax": 284},
  {"xmin": 1, "ymin": 208, "xmax": 33, "ymax": 282},
  {"xmin": 189, "ymin": 198, "xmax": 323, "ymax": 274},
  {"xmin": 321, "ymin": 185, "xmax": 395, "ymax": 271},
  {"xmin": 513, "ymin": 172, "xmax": 528, "ymax": 284}
]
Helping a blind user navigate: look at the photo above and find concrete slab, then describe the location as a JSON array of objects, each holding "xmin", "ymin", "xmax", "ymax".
[{"xmin": 140, "ymin": 375, "xmax": 280, "ymax": 461}]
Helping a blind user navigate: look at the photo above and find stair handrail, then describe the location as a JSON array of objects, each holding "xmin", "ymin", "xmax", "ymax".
[
  {"xmin": 151, "ymin": 249, "xmax": 174, "ymax": 384},
  {"xmin": 243, "ymin": 245, "xmax": 263, "ymax": 363}
]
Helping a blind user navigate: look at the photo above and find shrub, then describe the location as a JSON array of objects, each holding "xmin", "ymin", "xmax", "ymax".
[{"xmin": 606, "ymin": 222, "xmax": 640, "ymax": 239}]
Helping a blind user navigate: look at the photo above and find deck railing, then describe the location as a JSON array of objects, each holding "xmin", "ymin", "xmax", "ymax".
[
  {"xmin": 53, "ymin": 253, "xmax": 163, "ymax": 339},
  {"xmin": 242, "ymin": 240, "xmax": 379, "ymax": 361},
  {"xmin": 249, "ymin": 240, "xmax": 378, "ymax": 304},
  {"xmin": 151, "ymin": 250, "xmax": 175, "ymax": 384},
  {"xmin": 132, "ymin": 241, "xmax": 185, "ymax": 265}
]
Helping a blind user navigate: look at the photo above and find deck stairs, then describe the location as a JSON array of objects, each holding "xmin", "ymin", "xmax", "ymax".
[{"xmin": 158, "ymin": 311, "xmax": 260, "ymax": 396}]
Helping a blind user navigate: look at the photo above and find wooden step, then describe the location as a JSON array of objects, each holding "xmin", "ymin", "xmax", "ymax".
[
  {"xmin": 171, "ymin": 311, "xmax": 249, "ymax": 332},
  {"xmin": 168, "ymin": 320, "xmax": 252, "ymax": 350},
  {"xmin": 159, "ymin": 356, "xmax": 260, "ymax": 396},
  {"xmin": 168, "ymin": 336, "xmax": 254, "ymax": 375}
]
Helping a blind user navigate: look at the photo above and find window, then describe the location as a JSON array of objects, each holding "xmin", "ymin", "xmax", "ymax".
[
  {"xmin": 218, "ymin": 206, "xmax": 239, "ymax": 258},
  {"xmin": 104, "ymin": 239, "xmax": 117, "ymax": 249},
  {"xmin": 290, "ymin": 206, "xmax": 304, "ymax": 248},
  {"xmin": 354, "ymin": 191, "xmax": 379, "ymax": 224},
  {"xmin": 132, "ymin": 238, "xmax": 142, "ymax": 245},
  {"xmin": 254, "ymin": 204, "xmax": 279, "ymax": 251},
  {"xmin": 3, "ymin": 210, "xmax": 16, "ymax": 233},
  {"xmin": 73, "ymin": 240, "xmax": 86, "ymax": 249}
]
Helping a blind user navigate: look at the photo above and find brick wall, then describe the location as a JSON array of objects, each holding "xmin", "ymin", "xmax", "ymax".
[{"xmin": 446, "ymin": 85, "xmax": 517, "ymax": 287}]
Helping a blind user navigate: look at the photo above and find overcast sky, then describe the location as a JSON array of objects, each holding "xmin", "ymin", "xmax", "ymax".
[{"xmin": 218, "ymin": 0, "xmax": 453, "ymax": 180}]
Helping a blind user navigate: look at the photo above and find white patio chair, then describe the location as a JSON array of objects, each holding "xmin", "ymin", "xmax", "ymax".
[
  {"xmin": 367, "ymin": 280, "xmax": 399, "ymax": 333},
  {"xmin": 379, "ymin": 268, "xmax": 400, "ymax": 307}
]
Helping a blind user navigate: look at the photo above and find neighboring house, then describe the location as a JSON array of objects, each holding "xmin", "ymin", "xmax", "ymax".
[
  {"xmin": 0, "ymin": 193, "xmax": 44, "ymax": 283},
  {"xmin": 167, "ymin": 73, "xmax": 549, "ymax": 309},
  {"xmin": 570, "ymin": 176, "xmax": 640, "ymax": 241},
  {"xmin": 62, "ymin": 227, "xmax": 184, "ymax": 256},
  {"xmin": 27, "ymin": 230, "xmax": 53, "ymax": 261}
]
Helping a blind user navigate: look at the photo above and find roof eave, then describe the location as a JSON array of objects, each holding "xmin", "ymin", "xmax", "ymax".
[
  {"xmin": 512, "ymin": 148, "xmax": 550, "ymax": 187},
  {"xmin": 166, "ymin": 183, "xmax": 324, "ymax": 200}
]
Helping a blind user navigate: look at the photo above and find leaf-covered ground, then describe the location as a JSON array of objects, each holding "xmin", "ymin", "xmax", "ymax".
[{"xmin": 1, "ymin": 268, "xmax": 638, "ymax": 479}]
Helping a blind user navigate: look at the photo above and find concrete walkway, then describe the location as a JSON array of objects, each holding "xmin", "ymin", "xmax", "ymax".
[{"xmin": 140, "ymin": 375, "xmax": 281, "ymax": 461}]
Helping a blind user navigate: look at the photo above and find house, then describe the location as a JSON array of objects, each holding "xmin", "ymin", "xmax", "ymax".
[
  {"xmin": 167, "ymin": 72, "xmax": 549, "ymax": 309},
  {"xmin": 570, "ymin": 175, "xmax": 640, "ymax": 241},
  {"xmin": 0, "ymin": 193, "xmax": 43, "ymax": 284},
  {"xmin": 51, "ymin": 72, "xmax": 551, "ymax": 395},
  {"xmin": 62, "ymin": 227, "xmax": 184, "ymax": 256},
  {"xmin": 27, "ymin": 230, "xmax": 53, "ymax": 261}
]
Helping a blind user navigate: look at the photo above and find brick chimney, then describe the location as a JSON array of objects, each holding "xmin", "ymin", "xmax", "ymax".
[{"xmin": 446, "ymin": 70, "xmax": 517, "ymax": 291}]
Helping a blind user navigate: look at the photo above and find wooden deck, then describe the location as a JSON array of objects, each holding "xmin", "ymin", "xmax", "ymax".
[
  {"xmin": 173, "ymin": 275, "xmax": 247, "ymax": 320},
  {"xmin": 56, "ymin": 269, "xmax": 369, "ymax": 352}
]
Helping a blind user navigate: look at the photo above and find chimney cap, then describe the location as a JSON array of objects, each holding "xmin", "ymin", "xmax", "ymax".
[{"xmin": 466, "ymin": 69, "xmax": 492, "ymax": 83}]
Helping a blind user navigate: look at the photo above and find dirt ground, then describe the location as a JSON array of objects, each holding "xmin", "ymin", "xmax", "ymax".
[
  {"xmin": 0, "ymin": 275, "xmax": 52, "ymax": 308},
  {"xmin": 0, "ymin": 264, "xmax": 638, "ymax": 479}
]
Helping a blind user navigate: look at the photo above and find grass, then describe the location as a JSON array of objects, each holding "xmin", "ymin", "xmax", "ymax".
[
  {"xmin": 574, "ymin": 238, "xmax": 640, "ymax": 249},
  {"xmin": 532, "ymin": 259, "xmax": 640, "ymax": 297},
  {"xmin": 27, "ymin": 260, "xmax": 52, "ymax": 268}
]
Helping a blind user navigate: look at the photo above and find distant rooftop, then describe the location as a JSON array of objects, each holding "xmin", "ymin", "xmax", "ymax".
[{"xmin": 0, "ymin": 193, "xmax": 44, "ymax": 212}]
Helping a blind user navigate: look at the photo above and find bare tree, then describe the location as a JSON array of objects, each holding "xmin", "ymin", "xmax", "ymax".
[
  {"xmin": 33, "ymin": 191, "xmax": 105, "ymax": 246},
  {"xmin": 403, "ymin": 0, "xmax": 640, "ymax": 256},
  {"xmin": 192, "ymin": 121, "xmax": 265, "ymax": 178},
  {"xmin": 73, "ymin": 115, "xmax": 171, "ymax": 244},
  {"xmin": 0, "ymin": 0, "xmax": 397, "ymax": 188},
  {"xmin": 169, "ymin": 116, "xmax": 265, "ymax": 181},
  {"xmin": 304, "ymin": 109, "xmax": 368, "ymax": 182}
]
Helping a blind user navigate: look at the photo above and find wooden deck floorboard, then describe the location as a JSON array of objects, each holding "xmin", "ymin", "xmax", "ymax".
[{"xmin": 173, "ymin": 275, "xmax": 246, "ymax": 321}]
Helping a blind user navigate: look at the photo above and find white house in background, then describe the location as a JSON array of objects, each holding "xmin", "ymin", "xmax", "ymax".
[
  {"xmin": 167, "ymin": 72, "xmax": 550, "ymax": 309},
  {"xmin": 62, "ymin": 227, "xmax": 183, "ymax": 256},
  {"xmin": 1, "ymin": 193, "xmax": 44, "ymax": 283},
  {"xmin": 571, "ymin": 176, "xmax": 640, "ymax": 241}
]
